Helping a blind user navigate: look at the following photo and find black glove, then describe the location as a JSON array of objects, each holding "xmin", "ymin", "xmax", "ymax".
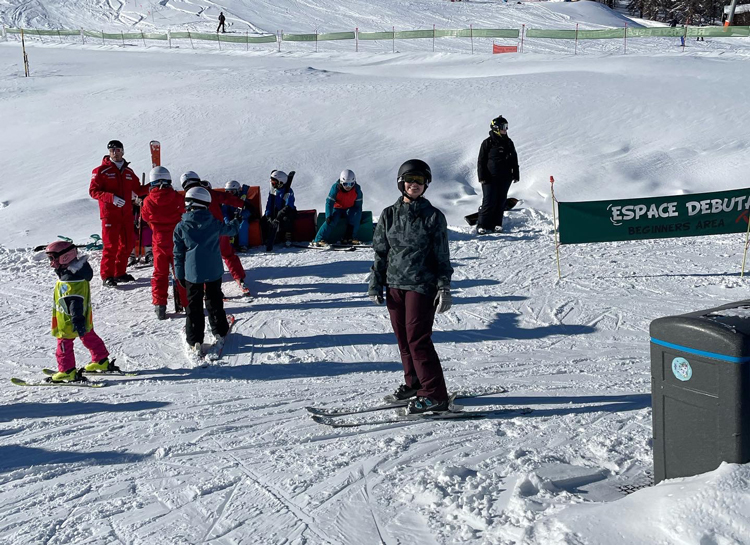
[
  {"xmin": 325, "ymin": 216, "xmax": 334, "ymax": 225},
  {"xmin": 72, "ymin": 318, "xmax": 87, "ymax": 338},
  {"xmin": 243, "ymin": 200, "xmax": 255, "ymax": 213},
  {"xmin": 369, "ymin": 293, "xmax": 384, "ymax": 305},
  {"xmin": 271, "ymin": 218, "xmax": 280, "ymax": 228}
]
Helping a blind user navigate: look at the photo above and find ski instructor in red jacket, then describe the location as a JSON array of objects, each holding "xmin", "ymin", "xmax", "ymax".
[{"xmin": 89, "ymin": 140, "xmax": 148, "ymax": 287}]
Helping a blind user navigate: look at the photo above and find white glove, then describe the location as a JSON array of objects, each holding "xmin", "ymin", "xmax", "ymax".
[
  {"xmin": 434, "ymin": 288, "xmax": 452, "ymax": 314},
  {"xmin": 369, "ymin": 294, "xmax": 384, "ymax": 305},
  {"xmin": 112, "ymin": 196, "xmax": 126, "ymax": 207}
]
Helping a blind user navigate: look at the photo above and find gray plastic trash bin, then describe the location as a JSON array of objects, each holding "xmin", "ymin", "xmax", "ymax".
[{"xmin": 650, "ymin": 300, "xmax": 750, "ymax": 484}]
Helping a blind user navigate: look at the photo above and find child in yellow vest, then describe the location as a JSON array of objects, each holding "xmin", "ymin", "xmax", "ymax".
[{"xmin": 46, "ymin": 241, "xmax": 112, "ymax": 382}]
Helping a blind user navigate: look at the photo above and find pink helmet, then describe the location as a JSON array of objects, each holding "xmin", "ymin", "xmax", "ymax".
[{"xmin": 45, "ymin": 241, "xmax": 77, "ymax": 268}]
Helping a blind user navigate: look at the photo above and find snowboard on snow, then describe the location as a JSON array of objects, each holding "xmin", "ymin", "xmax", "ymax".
[{"xmin": 464, "ymin": 197, "xmax": 520, "ymax": 226}]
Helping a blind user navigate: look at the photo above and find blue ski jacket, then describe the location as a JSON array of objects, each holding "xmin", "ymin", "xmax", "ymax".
[{"xmin": 173, "ymin": 209, "xmax": 239, "ymax": 283}]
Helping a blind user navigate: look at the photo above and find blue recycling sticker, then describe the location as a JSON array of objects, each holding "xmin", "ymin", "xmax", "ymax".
[{"xmin": 672, "ymin": 357, "xmax": 692, "ymax": 381}]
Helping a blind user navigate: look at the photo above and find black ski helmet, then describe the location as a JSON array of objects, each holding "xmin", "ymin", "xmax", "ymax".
[
  {"xmin": 490, "ymin": 116, "xmax": 508, "ymax": 136},
  {"xmin": 397, "ymin": 159, "xmax": 431, "ymax": 198},
  {"xmin": 107, "ymin": 139, "xmax": 124, "ymax": 151}
]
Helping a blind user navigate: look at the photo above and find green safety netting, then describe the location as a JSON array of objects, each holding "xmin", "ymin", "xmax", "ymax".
[
  {"xmin": 318, "ymin": 31, "xmax": 355, "ymax": 41},
  {"xmin": 358, "ymin": 31, "xmax": 395, "ymax": 41},
  {"xmin": 526, "ymin": 29, "xmax": 577, "ymax": 39},
  {"xmin": 394, "ymin": 29, "xmax": 434, "ymax": 39},
  {"xmin": 140, "ymin": 32, "xmax": 167, "ymax": 40},
  {"xmin": 5, "ymin": 24, "xmax": 749, "ymax": 45},
  {"xmin": 471, "ymin": 29, "xmax": 520, "ymax": 38},
  {"xmin": 577, "ymin": 28, "xmax": 626, "ymax": 39},
  {"xmin": 282, "ymin": 33, "xmax": 317, "ymax": 42}
]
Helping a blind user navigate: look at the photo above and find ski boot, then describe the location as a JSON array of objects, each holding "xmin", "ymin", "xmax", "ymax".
[
  {"xmin": 406, "ymin": 396, "xmax": 450, "ymax": 414},
  {"xmin": 384, "ymin": 383, "xmax": 420, "ymax": 403},
  {"xmin": 494, "ymin": 225, "xmax": 504, "ymax": 233},
  {"xmin": 285, "ymin": 232, "xmax": 292, "ymax": 248},
  {"xmin": 48, "ymin": 368, "xmax": 85, "ymax": 383},
  {"xmin": 476, "ymin": 227, "xmax": 488, "ymax": 235},
  {"xmin": 155, "ymin": 305, "xmax": 167, "ymax": 320},
  {"xmin": 115, "ymin": 273, "xmax": 136, "ymax": 283},
  {"xmin": 84, "ymin": 357, "xmax": 116, "ymax": 373},
  {"xmin": 103, "ymin": 277, "xmax": 118, "ymax": 287}
]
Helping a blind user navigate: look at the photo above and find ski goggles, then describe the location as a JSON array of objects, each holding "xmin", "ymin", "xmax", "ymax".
[
  {"xmin": 493, "ymin": 122, "xmax": 509, "ymax": 131},
  {"xmin": 270, "ymin": 177, "xmax": 285, "ymax": 188},
  {"xmin": 399, "ymin": 173, "xmax": 428, "ymax": 186},
  {"xmin": 341, "ymin": 180, "xmax": 355, "ymax": 190},
  {"xmin": 150, "ymin": 179, "xmax": 171, "ymax": 189}
]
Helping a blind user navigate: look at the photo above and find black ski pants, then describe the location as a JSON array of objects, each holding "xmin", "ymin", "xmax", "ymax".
[
  {"xmin": 185, "ymin": 278, "xmax": 229, "ymax": 345},
  {"xmin": 262, "ymin": 211, "xmax": 296, "ymax": 249},
  {"xmin": 217, "ymin": 22, "xmax": 226, "ymax": 33},
  {"xmin": 478, "ymin": 179, "xmax": 513, "ymax": 230},
  {"xmin": 386, "ymin": 288, "xmax": 449, "ymax": 402}
]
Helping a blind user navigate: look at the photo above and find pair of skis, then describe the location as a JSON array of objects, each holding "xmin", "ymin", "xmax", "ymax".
[
  {"xmin": 10, "ymin": 359, "xmax": 137, "ymax": 388},
  {"xmin": 307, "ymin": 388, "xmax": 532, "ymax": 428},
  {"xmin": 187, "ymin": 315, "xmax": 238, "ymax": 368},
  {"xmin": 292, "ymin": 243, "xmax": 372, "ymax": 252}
]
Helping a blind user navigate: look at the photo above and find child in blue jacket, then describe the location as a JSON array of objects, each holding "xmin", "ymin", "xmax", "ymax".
[
  {"xmin": 173, "ymin": 186, "xmax": 239, "ymax": 362},
  {"xmin": 263, "ymin": 170, "xmax": 296, "ymax": 251},
  {"xmin": 313, "ymin": 169, "xmax": 363, "ymax": 246}
]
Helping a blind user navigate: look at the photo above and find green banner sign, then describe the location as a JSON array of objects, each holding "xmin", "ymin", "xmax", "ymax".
[{"xmin": 558, "ymin": 188, "xmax": 750, "ymax": 244}]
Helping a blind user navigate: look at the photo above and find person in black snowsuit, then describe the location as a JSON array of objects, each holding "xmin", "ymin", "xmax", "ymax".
[
  {"xmin": 476, "ymin": 115, "xmax": 519, "ymax": 233},
  {"xmin": 368, "ymin": 159, "xmax": 454, "ymax": 414},
  {"xmin": 217, "ymin": 12, "xmax": 226, "ymax": 33}
]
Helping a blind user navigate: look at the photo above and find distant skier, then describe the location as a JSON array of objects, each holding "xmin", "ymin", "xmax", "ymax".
[
  {"xmin": 89, "ymin": 139, "xmax": 148, "ymax": 287},
  {"xmin": 141, "ymin": 166, "xmax": 188, "ymax": 320},
  {"xmin": 173, "ymin": 187, "xmax": 239, "ymax": 364},
  {"xmin": 44, "ymin": 241, "xmax": 113, "ymax": 383},
  {"xmin": 262, "ymin": 170, "xmax": 297, "ymax": 251},
  {"xmin": 180, "ymin": 172, "xmax": 252, "ymax": 295},
  {"xmin": 476, "ymin": 116, "xmax": 519, "ymax": 234},
  {"xmin": 217, "ymin": 12, "xmax": 226, "ymax": 33},
  {"xmin": 312, "ymin": 169, "xmax": 363, "ymax": 246},
  {"xmin": 368, "ymin": 159, "xmax": 454, "ymax": 414}
]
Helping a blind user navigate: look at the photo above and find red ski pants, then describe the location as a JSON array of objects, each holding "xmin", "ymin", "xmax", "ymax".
[
  {"xmin": 151, "ymin": 228, "xmax": 187, "ymax": 307},
  {"xmin": 100, "ymin": 220, "xmax": 135, "ymax": 279},
  {"xmin": 56, "ymin": 330, "xmax": 109, "ymax": 372},
  {"xmin": 220, "ymin": 235, "xmax": 245, "ymax": 283},
  {"xmin": 386, "ymin": 288, "xmax": 449, "ymax": 401}
]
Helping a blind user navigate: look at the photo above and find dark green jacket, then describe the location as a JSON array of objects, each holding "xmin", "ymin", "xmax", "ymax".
[{"xmin": 369, "ymin": 196, "xmax": 453, "ymax": 297}]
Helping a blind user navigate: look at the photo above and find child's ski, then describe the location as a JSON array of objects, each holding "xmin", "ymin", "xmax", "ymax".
[
  {"xmin": 42, "ymin": 368, "xmax": 138, "ymax": 378},
  {"xmin": 11, "ymin": 377, "xmax": 105, "ymax": 388},
  {"xmin": 291, "ymin": 243, "xmax": 356, "ymax": 252}
]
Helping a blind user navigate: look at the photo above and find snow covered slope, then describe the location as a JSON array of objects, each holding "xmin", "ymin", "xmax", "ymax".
[{"xmin": 1, "ymin": 1, "xmax": 750, "ymax": 543}]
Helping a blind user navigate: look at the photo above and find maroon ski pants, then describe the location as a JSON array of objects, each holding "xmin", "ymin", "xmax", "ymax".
[
  {"xmin": 386, "ymin": 288, "xmax": 449, "ymax": 401},
  {"xmin": 56, "ymin": 330, "xmax": 109, "ymax": 373}
]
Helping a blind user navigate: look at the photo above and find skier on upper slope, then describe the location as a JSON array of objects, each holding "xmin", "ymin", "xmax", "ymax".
[
  {"xmin": 476, "ymin": 116, "xmax": 519, "ymax": 234},
  {"xmin": 140, "ymin": 166, "xmax": 188, "ymax": 320},
  {"xmin": 312, "ymin": 169, "xmax": 364, "ymax": 246},
  {"xmin": 368, "ymin": 159, "xmax": 454, "ymax": 414},
  {"xmin": 44, "ymin": 241, "xmax": 113, "ymax": 382}
]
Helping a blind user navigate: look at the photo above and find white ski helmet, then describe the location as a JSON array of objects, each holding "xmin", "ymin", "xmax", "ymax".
[
  {"xmin": 339, "ymin": 169, "xmax": 356, "ymax": 190},
  {"xmin": 225, "ymin": 180, "xmax": 241, "ymax": 192},
  {"xmin": 185, "ymin": 186, "xmax": 212, "ymax": 209},
  {"xmin": 149, "ymin": 166, "xmax": 172, "ymax": 188},
  {"xmin": 180, "ymin": 171, "xmax": 202, "ymax": 190},
  {"xmin": 270, "ymin": 170, "xmax": 288, "ymax": 185},
  {"xmin": 200, "ymin": 180, "xmax": 212, "ymax": 189}
]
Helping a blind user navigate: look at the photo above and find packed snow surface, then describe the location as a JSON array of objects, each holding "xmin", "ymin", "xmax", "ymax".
[{"xmin": 1, "ymin": 0, "xmax": 750, "ymax": 543}]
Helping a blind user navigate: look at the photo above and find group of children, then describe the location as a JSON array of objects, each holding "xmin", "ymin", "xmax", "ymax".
[{"xmin": 44, "ymin": 154, "xmax": 367, "ymax": 382}]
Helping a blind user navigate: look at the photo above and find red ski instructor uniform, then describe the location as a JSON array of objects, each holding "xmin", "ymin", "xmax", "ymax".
[
  {"xmin": 141, "ymin": 186, "xmax": 187, "ymax": 307},
  {"xmin": 89, "ymin": 156, "xmax": 147, "ymax": 280}
]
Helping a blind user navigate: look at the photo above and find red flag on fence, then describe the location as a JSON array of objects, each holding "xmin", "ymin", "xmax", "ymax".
[{"xmin": 493, "ymin": 43, "xmax": 518, "ymax": 54}]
